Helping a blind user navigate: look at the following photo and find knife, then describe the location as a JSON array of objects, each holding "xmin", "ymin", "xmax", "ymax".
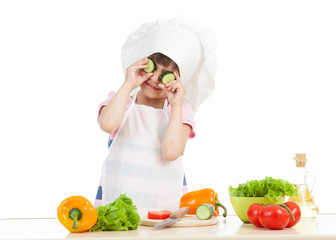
[{"xmin": 153, "ymin": 207, "xmax": 191, "ymax": 230}]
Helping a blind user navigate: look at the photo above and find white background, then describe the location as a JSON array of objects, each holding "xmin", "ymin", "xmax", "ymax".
[{"xmin": 1, "ymin": 0, "xmax": 335, "ymax": 219}]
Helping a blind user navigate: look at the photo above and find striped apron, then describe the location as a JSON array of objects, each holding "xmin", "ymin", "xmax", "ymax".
[{"xmin": 96, "ymin": 90, "xmax": 186, "ymax": 216}]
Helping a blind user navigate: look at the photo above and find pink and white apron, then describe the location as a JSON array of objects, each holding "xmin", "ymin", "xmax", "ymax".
[{"xmin": 100, "ymin": 90, "xmax": 184, "ymax": 216}]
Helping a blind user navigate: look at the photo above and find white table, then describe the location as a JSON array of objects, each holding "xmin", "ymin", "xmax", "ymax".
[{"xmin": 1, "ymin": 214, "xmax": 336, "ymax": 240}]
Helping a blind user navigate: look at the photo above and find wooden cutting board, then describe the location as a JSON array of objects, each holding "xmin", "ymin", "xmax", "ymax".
[{"xmin": 140, "ymin": 215, "xmax": 219, "ymax": 227}]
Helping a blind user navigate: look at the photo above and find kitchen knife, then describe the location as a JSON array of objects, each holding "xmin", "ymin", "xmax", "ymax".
[{"xmin": 153, "ymin": 207, "xmax": 190, "ymax": 230}]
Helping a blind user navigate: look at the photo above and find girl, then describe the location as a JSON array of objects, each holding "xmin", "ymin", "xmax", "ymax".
[{"xmin": 95, "ymin": 17, "xmax": 217, "ymax": 216}]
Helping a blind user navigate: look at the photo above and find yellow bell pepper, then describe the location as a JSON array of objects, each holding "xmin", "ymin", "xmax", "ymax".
[{"xmin": 57, "ymin": 196, "xmax": 97, "ymax": 233}]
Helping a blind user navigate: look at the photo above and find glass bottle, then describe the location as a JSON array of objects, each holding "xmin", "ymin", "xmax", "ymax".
[{"xmin": 288, "ymin": 153, "xmax": 319, "ymax": 219}]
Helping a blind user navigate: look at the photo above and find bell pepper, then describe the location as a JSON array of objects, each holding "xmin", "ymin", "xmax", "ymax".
[
  {"xmin": 57, "ymin": 196, "xmax": 98, "ymax": 233},
  {"xmin": 179, "ymin": 188, "xmax": 227, "ymax": 217}
]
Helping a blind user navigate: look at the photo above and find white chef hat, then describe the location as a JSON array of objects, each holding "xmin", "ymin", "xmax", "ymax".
[{"xmin": 121, "ymin": 16, "xmax": 217, "ymax": 113}]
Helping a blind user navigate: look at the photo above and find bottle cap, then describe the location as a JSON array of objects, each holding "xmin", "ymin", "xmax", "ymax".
[{"xmin": 293, "ymin": 153, "xmax": 307, "ymax": 167}]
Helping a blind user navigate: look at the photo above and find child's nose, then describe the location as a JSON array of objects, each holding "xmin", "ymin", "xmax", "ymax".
[{"xmin": 150, "ymin": 71, "xmax": 161, "ymax": 82}]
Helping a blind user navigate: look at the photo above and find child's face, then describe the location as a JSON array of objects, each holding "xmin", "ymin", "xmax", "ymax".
[{"xmin": 140, "ymin": 61, "xmax": 178, "ymax": 100}]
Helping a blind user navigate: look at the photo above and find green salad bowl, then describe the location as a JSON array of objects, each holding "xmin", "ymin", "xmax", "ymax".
[{"xmin": 230, "ymin": 196, "xmax": 285, "ymax": 223}]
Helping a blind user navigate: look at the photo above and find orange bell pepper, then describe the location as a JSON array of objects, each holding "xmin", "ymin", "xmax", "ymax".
[
  {"xmin": 57, "ymin": 196, "xmax": 98, "ymax": 233},
  {"xmin": 179, "ymin": 188, "xmax": 227, "ymax": 217}
]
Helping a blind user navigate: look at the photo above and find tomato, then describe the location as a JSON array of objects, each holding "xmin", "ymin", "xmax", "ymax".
[
  {"xmin": 285, "ymin": 202, "xmax": 301, "ymax": 227},
  {"xmin": 148, "ymin": 210, "xmax": 172, "ymax": 220},
  {"xmin": 247, "ymin": 203, "xmax": 263, "ymax": 227},
  {"xmin": 259, "ymin": 205, "xmax": 290, "ymax": 230}
]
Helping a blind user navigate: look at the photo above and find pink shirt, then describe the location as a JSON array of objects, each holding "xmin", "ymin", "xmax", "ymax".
[{"xmin": 98, "ymin": 91, "xmax": 196, "ymax": 140}]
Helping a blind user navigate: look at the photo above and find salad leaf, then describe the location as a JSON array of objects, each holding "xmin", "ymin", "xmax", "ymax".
[
  {"xmin": 89, "ymin": 193, "xmax": 140, "ymax": 231},
  {"xmin": 228, "ymin": 176, "xmax": 298, "ymax": 201}
]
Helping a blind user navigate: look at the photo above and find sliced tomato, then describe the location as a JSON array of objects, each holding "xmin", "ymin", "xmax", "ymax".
[{"xmin": 148, "ymin": 210, "xmax": 172, "ymax": 219}]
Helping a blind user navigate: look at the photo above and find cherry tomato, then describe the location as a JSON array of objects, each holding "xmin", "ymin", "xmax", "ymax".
[
  {"xmin": 259, "ymin": 205, "xmax": 290, "ymax": 230},
  {"xmin": 247, "ymin": 203, "xmax": 263, "ymax": 227},
  {"xmin": 148, "ymin": 210, "xmax": 172, "ymax": 219},
  {"xmin": 285, "ymin": 202, "xmax": 301, "ymax": 227}
]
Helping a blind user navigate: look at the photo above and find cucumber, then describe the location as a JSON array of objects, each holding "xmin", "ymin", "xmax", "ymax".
[
  {"xmin": 144, "ymin": 58, "xmax": 156, "ymax": 73},
  {"xmin": 196, "ymin": 204, "xmax": 215, "ymax": 220},
  {"xmin": 160, "ymin": 71, "xmax": 176, "ymax": 85}
]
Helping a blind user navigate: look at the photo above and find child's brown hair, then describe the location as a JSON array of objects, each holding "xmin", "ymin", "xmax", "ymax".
[{"xmin": 148, "ymin": 52, "xmax": 180, "ymax": 74}]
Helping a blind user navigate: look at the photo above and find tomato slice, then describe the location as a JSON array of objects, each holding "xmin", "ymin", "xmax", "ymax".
[{"xmin": 148, "ymin": 210, "xmax": 172, "ymax": 219}]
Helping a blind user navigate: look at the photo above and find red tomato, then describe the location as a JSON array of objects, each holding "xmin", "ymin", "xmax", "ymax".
[
  {"xmin": 285, "ymin": 202, "xmax": 301, "ymax": 227},
  {"xmin": 247, "ymin": 203, "xmax": 263, "ymax": 227},
  {"xmin": 148, "ymin": 210, "xmax": 172, "ymax": 220},
  {"xmin": 259, "ymin": 205, "xmax": 290, "ymax": 230}
]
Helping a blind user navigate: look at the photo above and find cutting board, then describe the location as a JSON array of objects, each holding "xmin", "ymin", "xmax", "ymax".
[{"xmin": 140, "ymin": 215, "xmax": 219, "ymax": 227}]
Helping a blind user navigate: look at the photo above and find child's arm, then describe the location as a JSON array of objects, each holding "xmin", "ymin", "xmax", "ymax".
[
  {"xmin": 98, "ymin": 57, "xmax": 153, "ymax": 134},
  {"xmin": 98, "ymin": 83, "xmax": 133, "ymax": 134},
  {"xmin": 159, "ymin": 72, "xmax": 191, "ymax": 161},
  {"xmin": 162, "ymin": 105, "xmax": 191, "ymax": 161}
]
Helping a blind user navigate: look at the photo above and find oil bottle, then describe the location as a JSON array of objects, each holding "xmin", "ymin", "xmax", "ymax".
[{"xmin": 288, "ymin": 153, "xmax": 319, "ymax": 219}]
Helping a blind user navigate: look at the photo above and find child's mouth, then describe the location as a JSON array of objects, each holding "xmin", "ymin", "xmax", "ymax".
[{"xmin": 145, "ymin": 81, "xmax": 160, "ymax": 91}]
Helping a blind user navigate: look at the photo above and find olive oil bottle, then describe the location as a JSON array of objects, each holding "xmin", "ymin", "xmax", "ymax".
[{"xmin": 288, "ymin": 153, "xmax": 319, "ymax": 219}]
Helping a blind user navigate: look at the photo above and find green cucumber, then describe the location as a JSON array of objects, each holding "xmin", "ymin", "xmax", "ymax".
[
  {"xmin": 144, "ymin": 58, "xmax": 156, "ymax": 73},
  {"xmin": 160, "ymin": 71, "xmax": 176, "ymax": 85},
  {"xmin": 196, "ymin": 204, "xmax": 215, "ymax": 220}
]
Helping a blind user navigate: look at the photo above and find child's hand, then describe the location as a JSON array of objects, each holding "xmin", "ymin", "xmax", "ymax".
[
  {"xmin": 159, "ymin": 71, "xmax": 185, "ymax": 107},
  {"xmin": 124, "ymin": 57, "xmax": 154, "ymax": 90}
]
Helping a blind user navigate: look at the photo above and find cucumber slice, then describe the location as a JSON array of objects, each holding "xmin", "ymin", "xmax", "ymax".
[
  {"xmin": 196, "ymin": 204, "xmax": 215, "ymax": 220},
  {"xmin": 144, "ymin": 58, "xmax": 156, "ymax": 73},
  {"xmin": 160, "ymin": 71, "xmax": 176, "ymax": 85}
]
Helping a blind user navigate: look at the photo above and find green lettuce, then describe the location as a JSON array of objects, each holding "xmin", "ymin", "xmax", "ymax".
[
  {"xmin": 228, "ymin": 176, "xmax": 298, "ymax": 201},
  {"xmin": 90, "ymin": 193, "xmax": 140, "ymax": 231}
]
